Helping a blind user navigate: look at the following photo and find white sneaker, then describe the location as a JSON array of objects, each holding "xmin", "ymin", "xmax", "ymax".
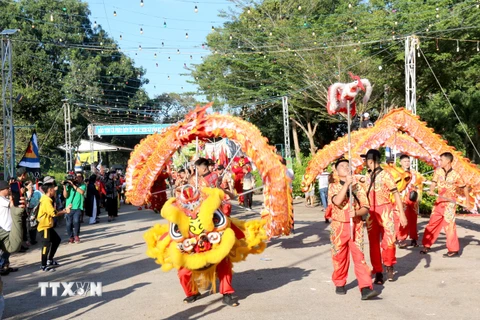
[
  {"xmin": 41, "ymin": 266, "xmax": 55, "ymax": 272},
  {"xmin": 47, "ymin": 260, "xmax": 60, "ymax": 267}
]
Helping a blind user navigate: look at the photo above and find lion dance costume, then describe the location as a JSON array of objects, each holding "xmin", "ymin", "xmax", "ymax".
[
  {"xmin": 144, "ymin": 186, "xmax": 267, "ymax": 304},
  {"xmin": 125, "ymin": 103, "xmax": 293, "ymax": 306}
]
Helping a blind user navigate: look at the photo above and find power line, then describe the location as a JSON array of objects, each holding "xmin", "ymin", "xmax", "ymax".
[{"xmin": 419, "ymin": 48, "xmax": 480, "ymax": 160}]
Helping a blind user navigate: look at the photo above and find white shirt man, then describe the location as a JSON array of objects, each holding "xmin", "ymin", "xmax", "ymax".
[{"xmin": 0, "ymin": 193, "xmax": 12, "ymax": 232}]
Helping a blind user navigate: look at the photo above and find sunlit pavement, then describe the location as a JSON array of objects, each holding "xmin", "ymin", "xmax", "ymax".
[{"xmin": 3, "ymin": 195, "xmax": 480, "ymax": 319}]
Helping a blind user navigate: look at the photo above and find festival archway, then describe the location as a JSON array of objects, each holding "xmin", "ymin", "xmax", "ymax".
[
  {"xmin": 126, "ymin": 103, "xmax": 293, "ymax": 237},
  {"xmin": 301, "ymin": 108, "xmax": 480, "ymax": 199}
]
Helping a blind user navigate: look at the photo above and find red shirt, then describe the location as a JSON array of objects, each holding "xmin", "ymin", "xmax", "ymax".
[
  {"xmin": 328, "ymin": 181, "xmax": 369, "ymax": 222},
  {"xmin": 367, "ymin": 168, "xmax": 398, "ymax": 208},
  {"xmin": 432, "ymin": 168, "xmax": 465, "ymax": 203}
]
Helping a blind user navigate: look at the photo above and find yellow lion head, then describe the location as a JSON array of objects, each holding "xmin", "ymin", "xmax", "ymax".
[{"xmin": 144, "ymin": 186, "xmax": 267, "ymax": 274}]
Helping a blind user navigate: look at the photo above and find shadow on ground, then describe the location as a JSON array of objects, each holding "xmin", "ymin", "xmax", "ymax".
[{"xmin": 163, "ymin": 266, "xmax": 312, "ymax": 320}]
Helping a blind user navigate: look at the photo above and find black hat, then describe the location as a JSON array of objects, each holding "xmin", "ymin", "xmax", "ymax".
[
  {"xmin": 0, "ymin": 180, "xmax": 9, "ymax": 191},
  {"xmin": 217, "ymin": 165, "xmax": 225, "ymax": 170},
  {"xmin": 335, "ymin": 158, "xmax": 350, "ymax": 169},
  {"xmin": 365, "ymin": 149, "xmax": 381, "ymax": 161}
]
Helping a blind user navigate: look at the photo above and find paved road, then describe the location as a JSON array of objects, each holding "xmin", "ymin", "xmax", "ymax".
[{"xmin": 3, "ymin": 196, "xmax": 480, "ymax": 320}]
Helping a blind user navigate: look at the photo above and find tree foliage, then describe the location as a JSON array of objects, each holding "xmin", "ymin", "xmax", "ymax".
[
  {"xmin": 192, "ymin": 0, "xmax": 480, "ymax": 163},
  {"xmin": 0, "ymin": 0, "xmax": 149, "ymax": 168}
]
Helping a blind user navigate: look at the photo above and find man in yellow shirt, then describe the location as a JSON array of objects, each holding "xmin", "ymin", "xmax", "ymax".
[{"xmin": 37, "ymin": 177, "xmax": 71, "ymax": 272}]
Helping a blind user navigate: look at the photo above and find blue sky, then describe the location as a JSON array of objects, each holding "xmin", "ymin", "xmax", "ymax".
[{"xmin": 87, "ymin": 0, "xmax": 231, "ymax": 98}]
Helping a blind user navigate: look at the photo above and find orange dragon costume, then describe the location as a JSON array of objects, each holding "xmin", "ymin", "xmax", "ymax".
[
  {"xmin": 301, "ymin": 109, "xmax": 480, "ymax": 212},
  {"xmin": 125, "ymin": 104, "xmax": 293, "ymax": 306}
]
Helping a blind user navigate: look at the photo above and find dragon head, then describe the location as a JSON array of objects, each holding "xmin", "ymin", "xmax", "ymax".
[{"xmin": 348, "ymin": 72, "xmax": 365, "ymax": 91}]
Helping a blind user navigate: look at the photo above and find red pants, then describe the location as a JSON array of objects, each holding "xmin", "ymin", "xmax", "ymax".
[
  {"xmin": 177, "ymin": 258, "xmax": 234, "ymax": 297},
  {"xmin": 393, "ymin": 209, "xmax": 405, "ymax": 241},
  {"xmin": 234, "ymin": 179, "xmax": 244, "ymax": 204},
  {"xmin": 402, "ymin": 203, "xmax": 418, "ymax": 240},
  {"xmin": 331, "ymin": 220, "xmax": 372, "ymax": 290},
  {"xmin": 367, "ymin": 204, "xmax": 397, "ymax": 273},
  {"xmin": 422, "ymin": 202, "xmax": 459, "ymax": 252}
]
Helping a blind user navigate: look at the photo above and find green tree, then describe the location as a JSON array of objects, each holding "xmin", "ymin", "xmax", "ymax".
[
  {"xmin": 0, "ymin": 0, "xmax": 149, "ymax": 169},
  {"xmin": 192, "ymin": 0, "xmax": 480, "ymax": 164}
]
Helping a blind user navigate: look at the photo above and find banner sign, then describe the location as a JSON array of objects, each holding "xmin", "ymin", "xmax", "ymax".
[{"xmin": 89, "ymin": 124, "xmax": 172, "ymax": 136}]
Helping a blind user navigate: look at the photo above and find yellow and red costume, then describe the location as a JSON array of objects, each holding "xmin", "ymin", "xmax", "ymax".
[
  {"xmin": 382, "ymin": 164, "xmax": 413, "ymax": 242},
  {"xmin": 366, "ymin": 167, "xmax": 398, "ymax": 273},
  {"xmin": 231, "ymin": 156, "xmax": 250, "ymax": 204},
  {"xmin": 144, "ymin": 186, "xmax": 267, "ymax": 299},
  {"xmin": 398, "ymin": 170, "xmax": 423, "ymax": 242},
  {"xmin": 422, "ymin": 168, "xmax": 465, "ymax": 252},
  {"xmin": 328, "ymin": 181, "xmax": 372, "ymax": 291}
]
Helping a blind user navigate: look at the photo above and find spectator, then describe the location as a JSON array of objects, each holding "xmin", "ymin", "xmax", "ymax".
[
  {"xmin": 0, "ymin": 180, "xmax": 26, "ymax": 318},
  {"xmin": 38, "ymin": 179, "xmax": 71, "ymax": 272},
  {"xmin": 242, "ymin": 164, "xmax": 255, "ymax": 211},
  {"xmin": 85, "ymin": 175, "xmax": 100, "ymax": 225},
  {"xmin": 24, "ymin": 180, "xmax": 41, "ymax": 245},
  {"xmin": 303, "ymin": 177, "xmax": 315, "ymax": 207},
  {"xmin": 360, "ymin": 113, "xmax": 374, "ymax": 128},
  {"xmin": 63, "ymin": 173, "xmax": 86, "ymax": 243},
  {"xmin": 0, "ymin": 180, "xmax": 25, "ymax": 252},
  {"xmin": 9, "ymin": 167, "xmax": 29, "ymax": 253},
  {"xmin": 105, "ymin": 172, "xmax": 118, "ymax": 222},
  {"xmin": 317, "ymin": 170, "xmax": 330, "ymax": 223}
]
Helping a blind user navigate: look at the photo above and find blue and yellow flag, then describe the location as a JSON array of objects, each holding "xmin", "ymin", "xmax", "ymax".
[
  {"xmin": 18, "ymin": 131, "xmax": 41, "ymax": 176},
  {"xmin": 74, "ymin": 153, "xmax": 83, "ymax": 172}
]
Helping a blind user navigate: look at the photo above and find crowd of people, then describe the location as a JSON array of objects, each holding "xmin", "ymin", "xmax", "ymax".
[
  {"xmin": 0, "ymin": 166, "xmax": 129, "ymax": 275},
  {"xmin": 149, "ymin": 155, "xmax": 257, "ymax": 213}
]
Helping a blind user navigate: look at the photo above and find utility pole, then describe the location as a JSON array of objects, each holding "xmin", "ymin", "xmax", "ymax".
[
  {"xmin": 405, "ymin": 35, "xmax": 418, "ymax": 171},
  {"xmin": 282, "ymin": 96, "xmax": 292, "ymax": 168},
  {"xmin": 1, "ymin": 29, "xmax": 18, "ymax": 179},
  {"xmin": 63, "ymin": 99, "xmax": 72, "ymax": 173}
]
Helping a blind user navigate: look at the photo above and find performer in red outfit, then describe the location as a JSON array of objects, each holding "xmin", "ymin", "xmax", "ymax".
[
  {"xmin": 421, "ymin": 152, "xmax": 469, "ymax": 258},
  {"xmin": 398, "ymin": 155, "xmax": 421, "ymax": 248},
  {"xmin": 364, "ymin": 149, "xmax": 407, "ymax": 284},
  {"xmin": 178, "ymin": 257, "xmax": 235, "ymax": 300},
  {"xmin": 149, "ymin": 170, "xmax": 170, "ymax": 212},
  {"xmin": 329, "ymin": 158, "xmax": 378, "ymax": 300},
  {"xmin": 176, "ymin": 185, "xmax": 239, "ymax": 307},
  {"xmin": 231, "ymin": 155, "xmax": 250, "ymax": 205}
]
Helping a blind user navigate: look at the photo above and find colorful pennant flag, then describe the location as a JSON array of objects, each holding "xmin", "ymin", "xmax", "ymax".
[
  {"xmin": 17, "ymin": 131, "xmax": 41, "ymax": 177},
  {"xmin": 74, "ymin": 153, "xmax": 83, "ymax": 172}
]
